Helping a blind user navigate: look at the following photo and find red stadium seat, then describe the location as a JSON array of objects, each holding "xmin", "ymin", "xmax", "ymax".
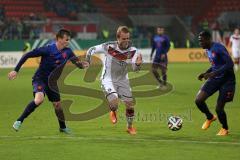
[
  {"xmin": 86, "ymin": 24, "xmax": 97, "ymax": 33},
  {"xmin": 3, "ymin": 0, "xmax": 70, "ymax": 20}
]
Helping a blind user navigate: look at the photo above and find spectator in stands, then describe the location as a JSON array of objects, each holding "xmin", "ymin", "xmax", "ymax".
[
  {"xmin": 211, "ymin": 21, "xmax": 222, "ymax": 43},
  {"xmin": 102, "ymin": 27, "xmax": 110, "ymax": 39},
  {"xmin": 29, "ymin": 24, "xmax": 42, "ymax": 39},
  {"xmin": 23, "ymin": 41, "xmax": 31, "ymax": 53},
  {"xmin": 0, "ymin": 25, "xmax": 3, "ymax": 39},
  {"xmin": 0, "ymin": 5, "xmax": 5, "ymax": 21},
  {"xmin": 29, "ymin": 13, "xmax": 38, "ymax": 21},
  {"xmin": 67, "ymin": 1, "xmax": 78, "ymax": 13},
  {"xmin": 3, "ymin": 18, "xmax": 15, "ymax": 39},
  {"xmin": 55, "ymin": 1, "xmax": 67, "ymax": 17},
  {"xmin": 16, "ymin": 18, "xmax": 23, "ymax": 39},
  {"xmin": 170, "ymin": 41, "xmax": 175, "ymax": 49},
  {"xmin": 228, "ymin": 21, "xmax": 238, "ymax": 31},
  {"xmin": 202, "ymin": 19, "xmax": 209, "ymax": 31},
  {"xmin": 69, "ymin": 11, "xmax": 78, "ymax": 20}
]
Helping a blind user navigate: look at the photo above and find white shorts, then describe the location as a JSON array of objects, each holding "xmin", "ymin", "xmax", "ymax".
[
  {"xmin": 232, "ymin": 48, "xmax": 240, "ymax": 58},
  {"xmin": 101, "ymin": 80, "xmax": 133, "ymax": 102}
]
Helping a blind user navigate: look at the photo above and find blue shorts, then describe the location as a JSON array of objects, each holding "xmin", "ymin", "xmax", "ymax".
[
  {"xmin": 32, "ymin": 79, "xmax": 60, "ymax": 102},
  {"xmin": 201, "ymin": 78, "xmax": 235, "ymax": 102}
]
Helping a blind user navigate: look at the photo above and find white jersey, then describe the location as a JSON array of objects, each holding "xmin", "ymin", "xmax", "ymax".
[
  {"xmin": 86, "ymin": 41, "xmax": 141, "ymax": 82},
  {"xmin": 230, "ymin": 34, "xmax": 240, "ymax": 49}
]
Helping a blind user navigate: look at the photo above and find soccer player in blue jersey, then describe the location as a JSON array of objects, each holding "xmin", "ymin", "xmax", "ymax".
[
  {"xmin": 8, "ymin": 29, "xmax": 89, "ymax": 134},
  {"xmin": 195, "ymin": 31, "xmax": 235, "ymax": 136},
  {"xmin": 150, "ymin": 26, "xmax": 170, "ymax": 89}
]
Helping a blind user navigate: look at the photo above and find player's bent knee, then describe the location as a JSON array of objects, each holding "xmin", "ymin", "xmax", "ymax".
[
  {"xmin": 34, "ymin": 100, "xmax": 43, "ymax": 106},
  {"xmin": 195, "ymin": 98, "xmax": 202, "ymax": 106},
  {"xmin": 125, "ymin": 101, "xmax": 134, "ymax": 109},
  {"xmin": 106, "ymin": 92, "xmax": 118, "ymax": 101},
  {"xmin": 53, "ymin": 101, "xmax": 61, "ymax": 109},
  {"xmin": 34, "ymin": 92, "xmax": 44, "ymax": 105},
  {"xmin": 195, "ymin": 93, "xmax": 207, "ymax": 105},
  {"xmin": 107, "ymin": 94, "xmax": 119, "ymax": 111},
  {"xmin": 151, "ymin": 68, "xmax": 157, "ymax": 73},
  {"xmin": 109, "ymin": 103, "xmax": 118, "ymax": 111},
  {"xmin": 215, "ymin": 107, "xmax": 224, "ymax": 114},
  {"xmin": 108, "ymin": 98, "xmax": 119, "ymax": 111},
  {"xmin": 34, "ymin": 97, "xmax": 44, "ymax": 105}
]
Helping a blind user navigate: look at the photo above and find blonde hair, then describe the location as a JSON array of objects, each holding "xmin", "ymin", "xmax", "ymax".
[{"xmin": 116, "ymin": 26, "xmax": 129, "ymax": 38}]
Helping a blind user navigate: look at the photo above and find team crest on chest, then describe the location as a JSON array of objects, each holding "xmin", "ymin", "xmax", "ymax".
[
  {"xmin": 211, "ymin": 52, "xmax": 216, "ymax": 57},
  {"xmin": 62, "ymin": 52, "xmax": 67, "ymax": 59}
]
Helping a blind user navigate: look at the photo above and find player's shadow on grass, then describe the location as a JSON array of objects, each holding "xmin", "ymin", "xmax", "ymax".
[{"xmin": 48, "ymin": 56, "xmax": 173, "ymax": 121}]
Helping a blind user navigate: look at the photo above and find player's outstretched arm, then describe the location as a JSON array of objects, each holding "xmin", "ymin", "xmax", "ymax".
[
  {"xmin": 197, "ymin": 67, "xmax": 213, "ymax": 81},
  {"xmin": 70, "ymin": 56, "xmax": 89, "ymax": 69},
  {"xmin": 202, "ymin": 48, "xmax": 233, "ymax": 79},
  {"xmin": 16, "ymin": 47, "xmax": 47, "ymax": 71},
  {"xmin": 197, "ymin": 73, "xmax": 205, "ymax": 81},
  {"xmin": 81, "ymin": 61, "xmax": 89, "ymax": 68},
  {"xmin": 197, "ymin": 72, "xmax": 214, "ymax": 81},
  {"xmin": 86, "ymin": 44, "xmax": 106, "ymax": 64},
  {"xmin": 8, "ymin": 47, "xmax": 46, "ymax": 80},
  {"xmin": 203, "ymin": 72, "xmax": 216, "ymax": 80}
]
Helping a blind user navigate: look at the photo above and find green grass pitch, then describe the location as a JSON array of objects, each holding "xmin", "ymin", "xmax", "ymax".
[{"xmin": 0, "ymin": 63, "xmax": 239, "ymax": 160}]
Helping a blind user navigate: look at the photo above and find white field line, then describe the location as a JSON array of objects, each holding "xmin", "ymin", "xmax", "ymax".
[{"xmin": 0, "ymin": 135, "xmax": 239, "ymax": 146}]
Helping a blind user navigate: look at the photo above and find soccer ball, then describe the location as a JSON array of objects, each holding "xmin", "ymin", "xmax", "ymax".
[{"xmin": 168, "ymin": 116, "xmax": 183, "ymax": 131}]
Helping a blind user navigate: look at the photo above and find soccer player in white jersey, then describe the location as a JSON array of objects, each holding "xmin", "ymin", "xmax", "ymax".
[
  {"xmin": 228, "ymin": 28, "xmax": 240, "ymax": 71},
  {"xmin": 86, "ymin": 26, "xmax": 142, "ymax": 135}
]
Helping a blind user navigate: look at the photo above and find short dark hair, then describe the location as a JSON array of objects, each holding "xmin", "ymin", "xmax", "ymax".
[
  {"xmin": 199, "ymin": 31, "xmax": 211, "ymax": 40},
  {"xmin": 56, "ymin": 29, "xmax": 71, "ymax": 39}
]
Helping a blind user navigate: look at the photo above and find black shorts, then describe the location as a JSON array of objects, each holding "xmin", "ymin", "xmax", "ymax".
[
  {"xmin": 153, "ymin": 54, "xmax": 168, "ymax": 63},
  {"xmin": 32, "ymin": 79, "xmax": 60, "ymax": 102},
  {"xmin": 153, "ymin": 55, "xmax": 168, "ymax": 69},
  {"xmin": 201, "ymin": 78, "xmax": 235, "ymax": 102}
]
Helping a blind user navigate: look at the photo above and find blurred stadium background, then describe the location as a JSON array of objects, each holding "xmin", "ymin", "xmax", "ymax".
[
  {"xmin": 0, "ymin": 1, "xmax": 240, "ymax": 160},
  {"xmin": 0, "ymin": 0, "xmax": 240, "ymax": 49},
  {"xmin": 1, "ymin": 0, "xmax": 240, "ymax": 66}
]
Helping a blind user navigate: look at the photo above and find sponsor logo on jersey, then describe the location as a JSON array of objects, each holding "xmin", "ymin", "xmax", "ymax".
[{"xmin": 62, "ymin": 52, "xmax": 67, "ymax": 59}]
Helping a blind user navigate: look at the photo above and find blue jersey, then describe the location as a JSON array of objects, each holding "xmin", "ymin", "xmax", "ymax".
[
  {"xmin": 206, "ymin": 42, "xmax": 234, "ymax": 80},
  {"xmin": 151, "ymin": 34, "xmax": 170, "ymax": 58},
  {"xmin": 14, "ymin": 43, "xmax": 81, "ymax": 80}
]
